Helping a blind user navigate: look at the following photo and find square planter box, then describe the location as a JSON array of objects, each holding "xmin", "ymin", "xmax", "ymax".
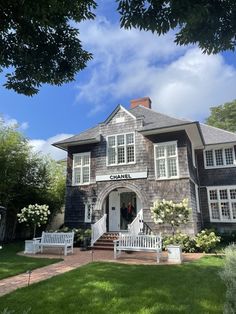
[
  {"xmin": 24, "ymin": 240, "xmax": 40, "ymax": 254},
  {"xmin": 167, "ymin": 245, "xmax": 183, "ymax": 263}
]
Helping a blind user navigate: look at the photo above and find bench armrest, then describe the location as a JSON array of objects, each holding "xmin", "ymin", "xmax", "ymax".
[{"xmin": 33, "ymin": 237, "xmax": 42, "ymax": 243}]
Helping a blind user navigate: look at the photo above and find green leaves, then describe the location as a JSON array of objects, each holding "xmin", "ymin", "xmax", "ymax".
[
  {"xmin": 0, "ymin": 0, "xmax": 96, "ymax": 95},
  {"xmin": 206, "ymin": 99, "xmax": 236, "ymax": 133},
  {"xmin": 117, "ymin": 0, "xmax": 236, "ymax": 54}
]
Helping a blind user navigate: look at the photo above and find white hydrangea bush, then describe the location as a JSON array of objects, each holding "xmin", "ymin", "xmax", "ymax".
[
  {"xmin": 17, "ymin": 204, "xmax": 50, "ymax": 237},
  {"xmin": 151, "ymin": 198, "xmax": 191, "ymax": 235}
]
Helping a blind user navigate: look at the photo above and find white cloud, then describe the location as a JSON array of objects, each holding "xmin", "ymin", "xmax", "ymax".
[
  {"xmin": 29, "ymin": 134, "xmax": 73, "ymax": 161},
  {"xmin": 2, "ymin": 115, "xmax": 29, "ymax": 130},
  {"xmin": 76, "ymin": 17, "xmax": 236, "ymax": 120}
]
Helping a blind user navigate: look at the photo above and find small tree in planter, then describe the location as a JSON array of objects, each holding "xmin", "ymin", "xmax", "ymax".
[
  {"xmin": 151, "ymin": 198, "xmax": 191, "ymax": 236},
  {"xmin": 17, "ymin": 204, "xmax": 50, "ymax": 238},
  {"xmin": 151, "ymin": 198, "xmax": 191, "ymax": 263}
]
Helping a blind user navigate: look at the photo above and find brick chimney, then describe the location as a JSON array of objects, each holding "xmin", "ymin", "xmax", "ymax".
[{"xmin": 130, "ymin": 97, "xmax": 152, "ymax": 109}]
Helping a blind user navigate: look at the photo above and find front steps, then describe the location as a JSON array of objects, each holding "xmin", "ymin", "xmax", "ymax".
[{"xmin": 91, "ymin": 232, "xmax": 119, "ymax": 250}]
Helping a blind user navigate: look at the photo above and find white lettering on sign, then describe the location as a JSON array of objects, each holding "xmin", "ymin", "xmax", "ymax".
[{"xmin": 96, "ymin": 171, "xmax": 147, "ymax": 182}]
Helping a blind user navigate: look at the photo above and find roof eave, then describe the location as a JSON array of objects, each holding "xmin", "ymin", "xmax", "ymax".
[
  {"xmin": 52, "ymin": 136, "xmax": 101, "ymax": 151},
  {"xmin": 139, "ymin": 122, "xmax": 198, "ymax": 135}
]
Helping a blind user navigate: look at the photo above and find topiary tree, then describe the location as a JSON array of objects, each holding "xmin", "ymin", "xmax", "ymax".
[
  {"xmin": 151, "ymin": 199, "xmax": 191, "ymax": 236},
  {"xmin": 17, "ymin": 204, "xmax": 50, "ymax": 238}
]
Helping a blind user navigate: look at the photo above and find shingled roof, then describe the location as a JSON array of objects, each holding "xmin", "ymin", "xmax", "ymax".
[
  {"xmin": 199, "ymin": 123, "xmax": 236, "ymax": 145},
  {"xmin": 53, "ymin": 105, "xmax": 236, "ymax": 149}
]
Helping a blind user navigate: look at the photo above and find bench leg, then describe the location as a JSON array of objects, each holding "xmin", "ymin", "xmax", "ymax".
[
  {"xmin": 157, "ymin": 250, "xmax": 161, "ymax": 263},
  {"xmin": 64, "ymin": 245, "xmax": 68, "ymax": 256},
  {"xmin": 114, "ymin": 245, "xmax": 117, "ymax": 259}
]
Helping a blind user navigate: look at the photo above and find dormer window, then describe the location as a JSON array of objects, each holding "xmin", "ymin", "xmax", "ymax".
[
  {"xmin": 107, "ymin": 133, "xmax": 135, "ymax": 166},
  {"xmin": 204, "ymin": 147, "xmax": 235, "ymax": 169}
]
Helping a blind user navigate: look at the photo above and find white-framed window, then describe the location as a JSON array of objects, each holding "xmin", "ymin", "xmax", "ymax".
[
  {"xmin": 107, "ymin": 132, "xmax": 135, "ymax": 166},
  {"xmin": 72, "ymin": 152, "xmax": 90, "ymax": 185},
  {"xmin": 84, "ymin": 201, "xmax": 94, "ymax": 223},
  {"xmin": 207, "ymin": 186, "xmax": 236, "ymax": 222},
  {"xmin": 154, "ymin": 141, "xmax": 179, "ymax": 180},
  {"xmin": 204, "ymin": 146, "xmax": 236, "ymax": 169},
  {"xmin": 195, "ymin": 184, "xmax": 200, "ymax": 213}
]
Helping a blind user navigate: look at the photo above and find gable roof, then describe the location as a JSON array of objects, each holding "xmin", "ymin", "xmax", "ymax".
[
  {"xmin": 129, "ymin": 105, "xmax": 193, "ymax": 130},
  {"xmin": 53, "ymin": 104, "xmax": 236, "ymax": 150},
  {"xmin": 53, "ymin": 125, "xmax": 100, "ymax": 150},
  {"xmin": 199, "ymin": 123, "xmax": 236, "ymax": 145}
]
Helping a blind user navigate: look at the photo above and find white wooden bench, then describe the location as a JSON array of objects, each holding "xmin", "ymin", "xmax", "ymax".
[
  {"xmin": 34, "ymin": 232, "xmax": 74, "ymax": 256},
  {"xmin": 114, "ymin": 234, "xmax": 162, "ymax": 263}
]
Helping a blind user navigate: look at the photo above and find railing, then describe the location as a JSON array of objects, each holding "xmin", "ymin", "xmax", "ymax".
[
  {"xmin": 143, "ymin": 221, "xmax": 153, "ymax": 235},
  {"xmin": 91, "ymin": 214, "xmax": 107, "ymax": 246},
  {"xmin": 128, "ymin": 209, "xmax": 143, "ymax": 235}
]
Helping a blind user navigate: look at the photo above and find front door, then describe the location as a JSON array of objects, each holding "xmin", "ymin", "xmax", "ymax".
[{"xmin": 109, "ymin": 191, "xmax": 120, "ymax": 231}]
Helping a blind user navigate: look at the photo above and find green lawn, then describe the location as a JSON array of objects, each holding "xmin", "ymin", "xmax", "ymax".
[
  {"xmin": 0, "ymin": 242, "xmax": 61, "ymax": 280},
  {"xmin": 0, "ymin": 256, "xmax": 225, "ymax": 314}
]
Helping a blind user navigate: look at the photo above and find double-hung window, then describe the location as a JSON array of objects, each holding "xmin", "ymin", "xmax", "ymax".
[
  {"xmin": 207, "ymin": 186, "xmax": 236, "ymax": 222},
  {"xmin": 73, "ymin": 152, "xmax": 90, "ymax": 185},
  {"xmin": 107, "ymin": 133, "xmax": 135, "ymax": 165},
  {"xmin": 154, "ymin": 141, "xmax": 179, "ymax": 179},
  {"xmin": 204, "ymin": 147, "xmax": 235, "ymax": 168}
]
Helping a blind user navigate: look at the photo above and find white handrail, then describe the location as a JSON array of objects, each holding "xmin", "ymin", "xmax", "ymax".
[
  {"xmin": 128, "ymin": 209, "xmax": 143, "ymax": 235},
  {"xmin": 91, "ymin": 214, "xmax": 107, "ymax": 246}
]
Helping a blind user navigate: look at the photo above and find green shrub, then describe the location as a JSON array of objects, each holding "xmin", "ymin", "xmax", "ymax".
[
  {"xmin": 195, "ymin": 229, "xmax": 221, "ymax": 253},
  {"xmin": 220, "ymin": 244, "xmax": 236, "ymax": 314},
  {"xmin": 163, "ymin": 233, "xmax": 196, "ymax": 253}
]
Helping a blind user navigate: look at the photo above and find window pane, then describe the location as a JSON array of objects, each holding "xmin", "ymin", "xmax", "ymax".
[
  {"xmin": 156, "ymin": 146, "xmax": 165, "ymax": 158},
  {"xmin": 215, "ymin": 149, "xmax": 224, "ymax": 166},
  {"xmin": 83, "ymin": 155, "xmax": 90, "ymax": 165},
  {"xmin": 73, "ymin": 168, "xmax": 81, "ymax": 185},
  {"xmin": 230, "ymin": 189, "xmax": 236, "ymax": 199},
  {"xmin": 209, "ymin": 190, "xmax": 217, "ymax": 200},
  {"xmin": 82, "ymin": 167, "xmax": 90, "ymax": 183},
  {"xmin": 117, "ymin": 147, "xmax": 125, "ymax": 164},
  {"xmin": 156, "ymin": 159, "xmax": 166, "ymax": 178},
  {"xmin": 108, "ymin": 148, "xmax": 116, "ymax": 164},
  {"xmin": 74, "ymin": 155, "xmax": 82, "ymax": 166},
  {"xmin": 210, "ymin": 203, "xmax": 220, "ymax": 219},
  {"xmin": 219, "ymin": 189, "xmax": 228, "ymax": 200},
  {"xmin": 167, "ymin": 144, "xmax": 176, "ymax": 157},
  {"xmin": 232, "ymin": 203, "xmax": 236, "ymax": 219},
  {"xmin": 108, "ymin": 136, "xmax": 115, "ymax": 147},
  {"xmin": 126, "ymin": 133, "xmax": 134, "ymax": 145},
  {"xmin": 225, "ymin": 148, "xmax": 234, "ymax": 165},
  {"xmin": 167, "ymin": 157, "xmax": 177, "ymax": 177},
  {"xmin": 221, "ymin": 202, "xmax": 231, "ymax": 219},
  {"xmin": 117, "ymin": 135, "xmax": 124, "ymax": 146},
  {"xmin": 205, "ymin": 150, "xmax": 214, "ymax": 167},
  {"xmin": 127, "ymin": 146, "xmax": 134, "ymax": 163}
]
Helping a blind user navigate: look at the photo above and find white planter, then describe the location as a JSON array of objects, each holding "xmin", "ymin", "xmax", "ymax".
[
  {"xmin": 24, "ymin": 240, "xmax": 40, "ymax": 254},
  {"xmin": 167, "ymin": 245, "xmax": 183, "ymax": 263}
]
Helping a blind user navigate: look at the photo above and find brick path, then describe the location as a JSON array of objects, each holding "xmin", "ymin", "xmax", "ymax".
[{"xmin": 0, "ymin": 248, "xmax": 203, "ymax": 297}]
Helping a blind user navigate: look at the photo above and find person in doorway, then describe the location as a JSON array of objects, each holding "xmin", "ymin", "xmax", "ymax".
[
  {"xmin": 120, "ymin": 203, "xmax": 128, "ymax": 230},
  {"xmin": 127, "ymin": 202, "xmax": 135, "ymax": 223}
]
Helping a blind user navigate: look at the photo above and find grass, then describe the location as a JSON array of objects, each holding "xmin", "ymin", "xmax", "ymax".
[
  {"xmin": 0, "ymin": 256, "xmax": 225, "ymax": 314},
  {"xmin": 0, "ymin": 242, "xmax": 61, "ymax": 280}
]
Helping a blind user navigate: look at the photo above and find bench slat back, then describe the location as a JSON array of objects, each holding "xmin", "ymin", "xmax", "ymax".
[
  {"xmin": 118, "ymin": 234, "xmax": 162, "ymax": 250},
  {"xmin": 41, "ymin": 232, "xmax": 74, "ymax": 244}
]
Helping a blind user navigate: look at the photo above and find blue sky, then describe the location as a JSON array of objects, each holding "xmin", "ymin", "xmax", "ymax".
[{"xmin": 1, "ymin": 1, "xmax": 236, "ymax": 160}]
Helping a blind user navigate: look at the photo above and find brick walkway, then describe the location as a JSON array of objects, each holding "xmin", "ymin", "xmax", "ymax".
[{"xmin": 0, "ymin": 248, "xmax": 203, "ymax": 297}]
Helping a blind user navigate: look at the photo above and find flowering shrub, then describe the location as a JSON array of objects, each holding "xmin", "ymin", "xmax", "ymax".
[
  {"xmin": 195, "ymin": 229, "xmax": 221, "ymax": 253},
  {"xmin": 163, "ymin": 233, "xmax": 196, "ymax": 253},
  {"xmin": 17, "ymin": 204, "xmax": 50, "ymax": 237},
  {"xmin": 220, "ymin": 244, "xmax": 236, "ymax": 314},
  {"xmin": 151, "ymin": 198, "xmax": 191, "ymax": 235}
]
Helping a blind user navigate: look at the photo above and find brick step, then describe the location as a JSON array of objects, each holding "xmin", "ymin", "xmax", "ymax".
[
  {"xmin": 91, "ymin": 245, "xmax": 113, "ymax": 251},
  {"xmin": 94, "ymin": 242, "xmax": 114, "ymax": 247}
]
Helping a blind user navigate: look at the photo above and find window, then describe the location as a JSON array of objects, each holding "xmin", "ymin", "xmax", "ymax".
[
  {"xmin": 84, "ymin": 201, "xmax": 94, "ymax": 223},
  {"xmin": 107, "ymin": 133, "xmax": 135, "ymax": 165},
  {"xmin": 154, "ymin": 141, "xmax": 179, "ymax": 179},
  {"xmin": 73, "ymin": 152, "xmax": 90, "ymax": 185},
  {"xmin": 204, "ymin": 147, "xmax": 235, "ymax": 168},
  {"xmin": 207, "ymin": 186, "xmax": 236, "ymax": 222}
]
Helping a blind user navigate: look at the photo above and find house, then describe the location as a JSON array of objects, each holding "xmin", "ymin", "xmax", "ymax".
[{"xmin": 53, "ymin": 97, "xmax": 236, "ymax": 238}]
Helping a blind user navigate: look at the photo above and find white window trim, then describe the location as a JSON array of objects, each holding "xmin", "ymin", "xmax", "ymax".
[
  {"xmin": 84, "ymin": 201, "xmax": 93, "ymax": 223},
  {"xmin": 207, "ymin": 185, "xmax": 236, "ymax": 223},
  {"xmin": 154, "ymin": 141, "xmax": 179, "ymax": 180},
  {"xmin": 106, "ymin": 132, "xmax": 136, "ymax": 166},
  {"xmin": 204, "ymin": 145, "xmax": 236, "ymax": 169},
  {"xmin": 72, "ymin": 152, "xmax": 91, "ymax": 186}
]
